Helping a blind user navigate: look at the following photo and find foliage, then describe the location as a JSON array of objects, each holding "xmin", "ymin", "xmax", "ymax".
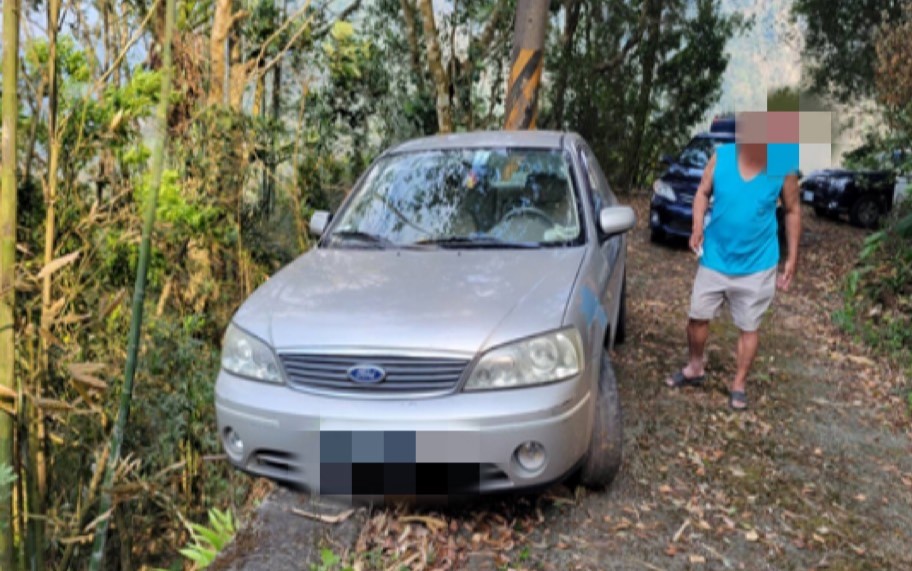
[
  {"xmin": 838, "ymin": 199, "xmax": 912, "ymax": 380},
  {"xmin": 178, "ymin": 508, "xmax": 237, "ymax": 569},
  {"xmin": 792, "ymin": 0, "xmax": 910, "ymax": 103},
  {"xmin": 543, "ymin": 0, "xmax": 749, "ymax": 191},
  {"xmin": 310, "ymin": 548, "xmax": 354, "ymax": 571}
]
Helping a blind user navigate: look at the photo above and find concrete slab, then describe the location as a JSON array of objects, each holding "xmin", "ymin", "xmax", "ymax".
[{"xmin": 210, "ymin": 488, "xmax": 366, "ymax": 571}]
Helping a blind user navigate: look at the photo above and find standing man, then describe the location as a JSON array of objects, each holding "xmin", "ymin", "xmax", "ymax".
[{"xmin": 665, "ymin": 112, "xmax": 801, "ymax": 411}]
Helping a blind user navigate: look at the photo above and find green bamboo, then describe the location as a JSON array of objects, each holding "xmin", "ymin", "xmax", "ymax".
[
  {"xmin": 0, "ymin": 0, "xmax": 21, "ymax": 567},
  {"xmin": 87, "ymin": 0, "xmax": 176, "ymax": 566}
]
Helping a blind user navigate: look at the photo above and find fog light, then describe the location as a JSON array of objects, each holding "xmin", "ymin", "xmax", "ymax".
[
  {"xmin": 650, "ymin": 211, "xmax": 660, "ymax": 226},
  {"xmin": 224, "ymin": 428, "xmax": 244, "ymax": 455},
  {"xmin": 514, "ymin": 441, "xmax": 547, "ymax": 472}
]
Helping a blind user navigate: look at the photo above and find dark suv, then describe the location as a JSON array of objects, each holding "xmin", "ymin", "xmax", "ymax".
[
  {"xmin": 648, "ymin": 132, "xmax": 733, "ymax": 243},
  {"xmin": 801, "ymin": 149, "xmax": 909, "ymax": 228}
]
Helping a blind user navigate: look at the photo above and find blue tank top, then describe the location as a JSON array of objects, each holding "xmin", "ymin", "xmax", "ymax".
[{"xmin": 702, "ymin": 144, "xmax": 781, "ymax": 276}]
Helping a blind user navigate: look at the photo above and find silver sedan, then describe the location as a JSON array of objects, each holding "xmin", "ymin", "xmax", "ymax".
[{"xmin": 215, "ymin": 130, "xmax": 635, "ymax": 499}]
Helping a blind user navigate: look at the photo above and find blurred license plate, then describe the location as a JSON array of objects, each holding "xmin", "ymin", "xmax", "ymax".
[{"xmin": 802, "ymin": 190, "xmax": 814, "ymax": 202}]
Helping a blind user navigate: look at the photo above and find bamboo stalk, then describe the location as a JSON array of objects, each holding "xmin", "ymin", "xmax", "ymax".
[
  {"xmin": 0, "ymin": 0, "xmax": 22, "ymax": 565},
  {"xmin": 87, "ymin": 0, "xmax": 176, "ymax": 566},
  {"xmin": 28, "ymin": 0, "xmax": 61, "ymax": 567}
]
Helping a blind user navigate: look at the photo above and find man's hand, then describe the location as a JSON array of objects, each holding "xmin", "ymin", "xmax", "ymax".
[
  {"xmin": 689, "ymin": 229, "xmax": 704, "ymax": 256},
  {"xmin": 777, "ymin": 258, "xmax": 796, "ymax": 291}
]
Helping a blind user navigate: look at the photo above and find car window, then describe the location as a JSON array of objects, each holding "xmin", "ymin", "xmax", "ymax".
[
  {"xmin": 330, "ymin": 148, "xmax": 583, "ymax": 246},
  {"xmin": 677, "ymin": 136, "xmax": 729, "ymax": 169},
  {"xmin": 580, "ymin": 145, "xmax": 616, "ymax": 218}
]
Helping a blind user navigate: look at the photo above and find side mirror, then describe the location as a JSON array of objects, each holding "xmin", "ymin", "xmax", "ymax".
[
  {"xmin": 599, "ymin": 206, "xmax": 636, "ymax": 236},
  {"xmin": 309, "ymin": 210, "xmax": 331, "ymax": 237},
  {"xmin": 660, "ymin": 154, "xmax": 675, "ymax": 165}
]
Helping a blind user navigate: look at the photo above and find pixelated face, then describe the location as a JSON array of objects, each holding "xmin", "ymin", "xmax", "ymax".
[{"xmin": 736, "ymin": 111, "xmax": 768, "ymax": 144}]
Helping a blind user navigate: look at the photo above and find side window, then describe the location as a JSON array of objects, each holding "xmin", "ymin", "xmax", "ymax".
[
  {"xmin": 580, "ymin": 145, "xmax": 616, "ymax": 215},
  {"xmin": 579, "ymin": 147, "xmax": 603, "ymax": 215}
]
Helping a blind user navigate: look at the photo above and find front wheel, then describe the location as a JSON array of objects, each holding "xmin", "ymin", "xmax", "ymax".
[
  {"xmin": 850, "ymin": 197, "xmax": 881, "ymax": 228},
  {"xmin": 579, "ymin": 354, "xmax": 623, "ymax": 489}
]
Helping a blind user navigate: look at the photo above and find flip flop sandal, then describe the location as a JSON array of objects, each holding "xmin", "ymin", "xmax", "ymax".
[
  {"xmin": 729, "ymin": 390, "xmax": 748, "ymax": 411},
  {"xmin": 666, "ymin": 370, "xmax": 705, "ymax": 388}
]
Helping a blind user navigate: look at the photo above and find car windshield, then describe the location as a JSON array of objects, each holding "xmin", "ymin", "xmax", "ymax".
[
  {"xmin": 677, "ymin": 136, "xmax": 730, "ymax": 169},
  {"xmin": 328, "ymin": 148, "xmax": 582, "ymax": 248}
]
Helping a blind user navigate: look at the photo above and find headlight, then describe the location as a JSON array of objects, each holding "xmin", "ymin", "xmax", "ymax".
[
  {"xmin": 464, "ymin": 329, "xmax": 584, "ymax": 391},
  {"xmin": 653, "ymin": 180, "xmax": 676, "ymax": 202},
  {"xmin": 221, "ymin": 324, "xmax": 283, "ymax": 383}
]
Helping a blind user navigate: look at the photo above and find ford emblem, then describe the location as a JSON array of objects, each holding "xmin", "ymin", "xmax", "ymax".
[{"xmin": 347, "ymin": 364, "xmax": 386, "ymax": 384}]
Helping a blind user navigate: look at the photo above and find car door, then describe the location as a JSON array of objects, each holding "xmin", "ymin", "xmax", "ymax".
[{"xmin": 578, "ymin": 144, "xmax": 625, "ymax": 325}]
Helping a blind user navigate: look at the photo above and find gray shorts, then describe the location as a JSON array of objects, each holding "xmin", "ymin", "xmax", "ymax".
[{"xmin": 689, "ymin": 265, "xmax": 777, "ymax": 332}]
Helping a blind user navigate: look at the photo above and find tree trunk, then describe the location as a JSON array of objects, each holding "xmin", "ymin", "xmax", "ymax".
[
  {"xmin": 208, "ymin": 0, "xmax": 233, "ymax": 106},
  {"xmin": 551, "ymin": 0, "xmax": 581, "ymax": 128},
  {"xmin": 417, "ymin": 0, "xmax": 452, "ymax": 132},
  {"xmin": 505, "ymin": 0, "xmax": 549, "ymax": 130},
  {"xmin": 88, "ymin": 0, "xmax": 176, "ymax": 566},
  {"xmin": 0, "ymin": 0, "xmax": 20, "ymax": 564},
  {"xmin": 399, "ymin": 0, "xmax": 425, "ymax": 91},
  {"xmin": 623, "ymin": 0, "xmax": 662, "ymax": 193}
]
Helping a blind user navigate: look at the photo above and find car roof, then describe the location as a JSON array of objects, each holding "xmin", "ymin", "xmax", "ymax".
[
  {"xmin": 388, "ymin": 130, "xmax": 570, "ymax": 153},
  {"xmin": 694, "ymin": 131, "xmax": 735, "ymax": 142}
]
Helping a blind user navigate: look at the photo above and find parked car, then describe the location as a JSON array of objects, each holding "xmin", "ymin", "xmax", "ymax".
[
  {"xmin": 215, "ymin": 131, "xmax": 636, "ymax": 498},
  {"xmin": 648, "ymin": 131, "xmax": 733, "ymax": 243},
  {"xmin": 649, "ymin": 130, "xmax": 789, "ymax": 246},
  {"xmin": 800, "ymin": 169, "xmax": 895, "ymax": 228},
  {"xmin": 801, "ymin": 151, "xmax": 910, "ymax": 228}
]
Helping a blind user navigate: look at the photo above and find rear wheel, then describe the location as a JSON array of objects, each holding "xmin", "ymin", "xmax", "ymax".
[
  {"xmin": 850, "ymin": 197, "xmax": 881, "ymax": 228},
  {"xmin": 580, "ymin": 354, "xmax": 623, "ymax": 489}
]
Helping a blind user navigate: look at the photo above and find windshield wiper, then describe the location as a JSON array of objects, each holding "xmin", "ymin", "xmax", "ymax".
[
  {"xmin": 413, "ymin": 235, "xmax": 540, "ymax": 249},
  {"xmin": 329, "ymin": 230, "xmax": 396, "ymax": 248}
]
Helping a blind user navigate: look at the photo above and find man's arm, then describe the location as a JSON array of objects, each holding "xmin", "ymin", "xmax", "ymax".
[
  {"xmin": 690, "ymin": 153, "xmax": 716, "ymax": 252},
  {"xmin": 777, "ymin": 173, "xmax": 801, "ymax": 291}
]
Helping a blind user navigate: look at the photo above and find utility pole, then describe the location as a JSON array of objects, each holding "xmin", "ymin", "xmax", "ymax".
[
  {"xmin": 0, "ymin": 0, "xmax": 21, "ymax": 564},
  {"xmin": 504, "ymin": 0, "xmax": 549, "ymax": 130}
]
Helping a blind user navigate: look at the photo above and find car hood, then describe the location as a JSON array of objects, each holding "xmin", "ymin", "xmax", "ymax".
[
  {"xmin": 232, "ymin": 247, "xmax": 586, "ymax": 355},
  {"xmin": 663, "ymin": 164, "xmax": 702, "ymax": 194}
]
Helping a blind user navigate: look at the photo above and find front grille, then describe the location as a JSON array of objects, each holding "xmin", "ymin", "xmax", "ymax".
[
  {"xmin": 279, "ymin": 354, "xmax": 470, "ymax": 393},
  {"xmin": 668, "ymin": 217, "xmax": 692, "ymax": 232},
  {"xmin": 677, "ymin": 192, "xmax": 695, "ymax": 204}
]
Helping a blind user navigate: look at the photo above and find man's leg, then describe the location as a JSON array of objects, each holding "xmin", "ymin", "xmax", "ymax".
[
  {"xmin": 728, "ymin": 267, "xmax": 776, "ymax": 409},
  {"xmin": 667, "ymin": 266, "xmax": 723, "ymax": 386},
  {"xmin": 684, "ymin": 319, "xmax": 710, "ymax": 377},
  {"xmin": 731, "ymin": 330, "xmax": 760, "ymax": 409}
]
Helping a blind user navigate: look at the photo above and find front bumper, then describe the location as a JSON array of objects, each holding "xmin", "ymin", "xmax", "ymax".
[
  {"xmin": 649, "ymin": 196, "xmax": 694, "ymax": 238},
  {"xmin": 801, "ymin": 187, "xmax": 846, "ymax": 214},
  {"xmin": 215, "ymin": 362, "xmax": 596, "ymax": 498}
]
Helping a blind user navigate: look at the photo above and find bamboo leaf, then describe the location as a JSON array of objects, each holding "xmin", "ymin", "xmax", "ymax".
[
  {"xmin": 67, "ymin": 363, "xmax": 108, "ymax": 391},
  {"xmin": 34, "ymin": 250, "xmax": 80, "ymax": 280},
  {"xmin": 36, "ymin": 398, "xmax": 74, "ymax": 411}
]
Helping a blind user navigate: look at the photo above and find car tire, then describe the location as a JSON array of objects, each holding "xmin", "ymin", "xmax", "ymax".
[
  {"xmin": 614, "ymin": 275, "xmax": 627, "ymax": 345},
  {"xmin": 579, "ymin": 354, "xmax": 623, "ymax": 490},
  {"xmin": 850, "ymin": 198, "xmax": 881, "ymax": 228},
  {"xmin": 649, "ymin": 228, "xmax": 664, "ymax": 243}
]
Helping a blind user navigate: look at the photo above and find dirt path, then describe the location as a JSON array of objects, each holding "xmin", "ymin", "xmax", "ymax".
[
  {"xmin": 350, "ymin": 198, "xmax": 912, "ymax": 570},
  {"xmin": 217, "ymin": 197, "xmax": 912, "ymax": 570}
]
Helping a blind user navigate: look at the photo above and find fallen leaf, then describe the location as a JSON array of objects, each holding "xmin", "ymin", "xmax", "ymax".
[
  {"xmin": 689, "ymin": 554, "xmax": 706, "ymax": 564},
  {"xmin": 744, "ymin": 530, "xmax": 759, "ymax": 542}
]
